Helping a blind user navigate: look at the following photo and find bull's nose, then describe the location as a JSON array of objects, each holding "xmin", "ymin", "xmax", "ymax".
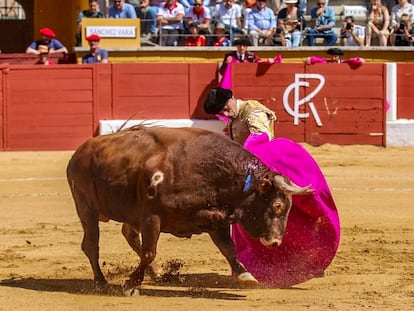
[{"xmin": 259, "ymin": 237, "xmax": 282, "ymax": 248}]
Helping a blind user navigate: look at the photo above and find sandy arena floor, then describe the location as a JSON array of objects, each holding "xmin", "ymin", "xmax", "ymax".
[{"xmin": 0, "ymin": 144, "xmax": 413, "ymax": 311}]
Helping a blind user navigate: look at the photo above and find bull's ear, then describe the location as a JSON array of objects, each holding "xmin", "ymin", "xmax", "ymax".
[
  {"xmin": 273, "ymin": 175, "xmax": 314, "ymax": 195},
  {"xmin": 258, "ymin": 178, "xmax": 272, "ymax": 195}
]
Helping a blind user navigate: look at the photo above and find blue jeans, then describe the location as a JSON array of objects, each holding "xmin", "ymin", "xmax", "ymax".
[
  {"xmin": 148, "ymin": 6, "xmax": 158, "ymax": 34},
  {"xmin": 306, "ymin": 29, "xmax": 337, "ymax": 46}
]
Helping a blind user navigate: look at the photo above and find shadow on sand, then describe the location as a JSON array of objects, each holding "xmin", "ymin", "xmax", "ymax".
[{"xmin": 0, "ymin": 273, "xmax": 246, "ymax": 300}]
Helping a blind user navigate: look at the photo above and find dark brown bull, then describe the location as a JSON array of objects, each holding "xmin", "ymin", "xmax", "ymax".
[{"xmin": 66, "ymin": 126, "xmax": 312, "ymax": 294}]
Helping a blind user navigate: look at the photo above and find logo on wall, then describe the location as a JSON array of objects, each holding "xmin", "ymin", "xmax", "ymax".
[{"xmin": 283, "ymin": 74, "xmax": 325, "ymax": 126}]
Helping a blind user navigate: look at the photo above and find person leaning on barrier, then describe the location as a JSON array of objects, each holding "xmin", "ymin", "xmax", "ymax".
[
  {"xmin": 76, "ymin": 0, "xmax": 104, "ymax": 47},
  {"xmin": 340, "ymin": 15, "xmax": 365, "ymax": 47},
  {"xmin": 26, "ymin": 28, "xmax": 68, "ymax": 55},
  {"xmin": 305, "ymin": 47, "xmax": 365, "ymax": 67},
  {"xmin": 306, "ymin": 0, "xmax": 337, "ymax": 46},
  {"xmin": 365, "ymin": 0, "xmax": 390, "ymax": 47},
  {"xmin": 247, "ymin": 0, "xmax": 276, "ymax": 46},
  {"xmin": 82, "ymin": 34, "xmax": 109, "ymax": 64},
  {"xmin": 219, "ymin": 36, "xmax": 261, "ymax": 75}
]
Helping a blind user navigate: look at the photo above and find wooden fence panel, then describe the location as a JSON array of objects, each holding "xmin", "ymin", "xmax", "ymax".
[
  {"xmin": 5, "ymin": 65, "xmax": 94, "ymax": 150},
  {"xmin": 304, "ymin": 63, "xmax": 385, "ymax": 145},
  {"xmin": 111, "ymin": 64, "xmax": 191, "ymax": 119},
  {"xmin": 397, "ymin": 64, "xmax": 414, "ymax": 119}
]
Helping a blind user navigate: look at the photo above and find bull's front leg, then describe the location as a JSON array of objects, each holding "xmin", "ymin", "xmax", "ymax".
[
  {"xmin": 208, "ymin": 226, "xmax": 258, "ymax": 286},
  {"xmin": 122, "ymin": 214, "xmax": 161, "ymax": 296}
]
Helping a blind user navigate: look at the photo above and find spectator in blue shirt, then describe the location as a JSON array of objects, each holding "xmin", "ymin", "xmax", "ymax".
[
  {"xmin": 26, "ymin": 28, "xmax": 68, "ymax": 54},
  {"xmin": 306, "ymin": 0, "xmax": 337, "ymax": 46},
  {"xmin": 82, "ymin": 34, "xmax": 109, "ymax": 64},
  {"xmin": 248, "ymin": 0, "xmax": 276, "ymax": 46},
  {"xmin": 109, "ymin": 0, "xmax": 137, "ymax": 18}
]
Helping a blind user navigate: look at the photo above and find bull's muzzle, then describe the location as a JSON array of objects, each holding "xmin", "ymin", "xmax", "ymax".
[{"xmin": 259, "ymin": 237, "xmax": 282, "ymax": 248}]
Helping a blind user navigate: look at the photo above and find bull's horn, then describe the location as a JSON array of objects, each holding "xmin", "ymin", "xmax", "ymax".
[{"xmin": 273, "ymin": 175, "xmax": 314, "ymax": 195}]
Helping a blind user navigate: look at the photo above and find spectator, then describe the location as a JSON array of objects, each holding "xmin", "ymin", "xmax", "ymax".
[
  {"xmin": 272, "ymin": 27, "xmax": 289, "ymax": 46},
  {"xmin": 185, "ymin": 22, "xmax": 207, "ymax": 46},
  {"xmin": 242, "ymin": 0, "xmax": 257, "ymax": 30},
  {"xmin": 35, "ymin": 45, "xmax": 55, "ymax": 65},
  {"xmin": 247, "ymin": 0, "xmax": 276, "ymax": 46},
  {"xmin": 76, "ymin": 0, "xmax": 104, "ymax": 47},
  {"xmin": 219, "ymin": 36, "xmax": 260, "ymax": 75},
  {"xmin": 214, "ymin": 0, "xmax": 244, "ymax": 37},
  {"xmin": 157, "ymin": 0, "xmax": 185, "ymax": 46},
  {"xmin": 277, "ymin": 0, "xmax": 305, "ymax": 47},
  {"xmin": 82, "ymin": 34, "xmax": 109, "ymax": 64},
  {"xmin": 268, "ymin": 0, "xmax": 285, "ymax": 15},
  {"xmin": 212, "ymin": 22, "xmax": 232, "ymax": 46},
  {"xmin": 109, "ymin": 0, "xmax": 137, "ymax": 18},
  {"xmin": 394, "ymin": 13, "xmax": 414, "ymax": 46},
  {"xmin": 390, "ymin": 0, "xmax": 414, "ymax": 46},
  {"xmin": 340, "ymin": 15, "xmax": 365, "ymax": 47},
  {"xmin": 184, "ymin": 0, "xmax": 212, "ymax": 37},
  {"xmin": 366, "ymin": 0, "xmax": 390, "ymax": 47},
  {"xmin": 306, "ymin": 0, "xmax": 337, "ymax": 46},
  {"xmin": 138, "ymin": 0, "xmax": 163, "ymax": 40},
  {"xmin": 26, "ymin": 28, "xmax": 68, "ymax": 55},
  {"xmin": 179, "ymin": 0, "xmax": 211, "ymax": 12},
  {"xmin": 305, "ymin": 47, "xmax": 365, "ymax": 67}
]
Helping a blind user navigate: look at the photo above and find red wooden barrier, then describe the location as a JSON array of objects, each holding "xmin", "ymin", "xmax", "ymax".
[
  {"xmin": 0, "ymin": 62, "xmax": 401, "ymax": 151},
  {"xmin": 231, "ymin": 63, "xmax": 386, "ymax": 145}
]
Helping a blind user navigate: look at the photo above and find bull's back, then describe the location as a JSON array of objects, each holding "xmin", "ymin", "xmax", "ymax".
[{"xmin": 67, "ymin": 127, "xmax": 238, "ymax": 219}]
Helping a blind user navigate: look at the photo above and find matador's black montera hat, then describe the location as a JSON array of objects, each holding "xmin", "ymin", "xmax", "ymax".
[{"xmin": 204, "ymin": 87, "xmax": 233, "ymax": 114}]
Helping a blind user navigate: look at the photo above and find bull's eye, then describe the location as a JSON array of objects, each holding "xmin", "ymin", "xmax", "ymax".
[{"xmin": 272, "ymin": 201, "xmax": 285, "ymax": 217}]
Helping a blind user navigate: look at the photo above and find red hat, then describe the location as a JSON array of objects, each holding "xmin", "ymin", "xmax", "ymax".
[
  {"xmin": 86, "ymin": 34, "xmax": 101, "ymax": 42},
  {"xmin": 39, "ymin": 27, "xmax": 56, "ymax": 38}
]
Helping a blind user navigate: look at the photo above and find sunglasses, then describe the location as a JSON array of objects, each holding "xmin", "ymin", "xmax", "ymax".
[
  {"xmin": 194, "ymin": 3, "xmax": 202, "ymax": 6},
  {"xmin": 317, "ymin": 2, "xmax": 326, "ymax": 5},
  {"xmin": 114, "ymin": 0, "xmax": 121, "ymax": 3}
]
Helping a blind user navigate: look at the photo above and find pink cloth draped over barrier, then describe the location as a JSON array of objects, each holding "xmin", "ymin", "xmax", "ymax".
[
  {"xmin": 219, "ymin": 54, "xmax": 283, "ymax": 90},
  {"xmin": 232, "ymin": 133, "xmax": 340, "ymax": 287}
]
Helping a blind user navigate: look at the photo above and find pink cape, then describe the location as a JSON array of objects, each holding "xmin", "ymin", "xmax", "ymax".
[{"xmin": 232, "ymin": 133, "xmax": 340, "ymax": 287}]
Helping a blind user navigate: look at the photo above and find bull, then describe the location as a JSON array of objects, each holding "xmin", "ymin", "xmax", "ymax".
[{"xmin": 66, "ymin": 126, "xmax": 312, "ymax": 295}]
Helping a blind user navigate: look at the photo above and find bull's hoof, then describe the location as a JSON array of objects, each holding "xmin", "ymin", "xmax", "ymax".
[
  {"xmin": 237, "ymin": 272, "xmax": 259, "ymax": 286},
  {"xmin": 122, "ymin": 279, "xmax": 141, "ymax": 296},
  {"xmin": 147, "ymin": 263, "xmax": 163, "ymax": 280}
]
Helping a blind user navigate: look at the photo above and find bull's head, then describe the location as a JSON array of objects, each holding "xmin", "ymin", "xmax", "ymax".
[{"xmin": 238, "ymin": 175, "xmax": 313, "ymax": 248}]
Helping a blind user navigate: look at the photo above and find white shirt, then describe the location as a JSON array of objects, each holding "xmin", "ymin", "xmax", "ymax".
[
  {"xmin": 185, "ymin": 6, "xmax": 211, "ymax": 24},
  {"xmin": 214, "ymin": 3, "xmax": 242, "ymax": 28},
  {"xmin": 343, "ymin": 24, "xmax": 365, "ymax": 46},
  {"xmin": 391, "ymin": 2, "xmax": 414, "ymax": 28},
  {"xmin": 157, "ymin": 2, "xmax": 185, "ymax": 29}
]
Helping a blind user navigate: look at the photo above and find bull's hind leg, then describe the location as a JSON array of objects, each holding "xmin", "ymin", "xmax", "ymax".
[
  {"xmin": 73, "ymin": 194, "xmax": 107, "ymax": 287},
  {"xmin": 121, "ymin": 223, "xmax": 163, "ymax": 279},
  {"xmin": 122, "ymin": 215, "xmax": 161, "ymax": 296}
]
